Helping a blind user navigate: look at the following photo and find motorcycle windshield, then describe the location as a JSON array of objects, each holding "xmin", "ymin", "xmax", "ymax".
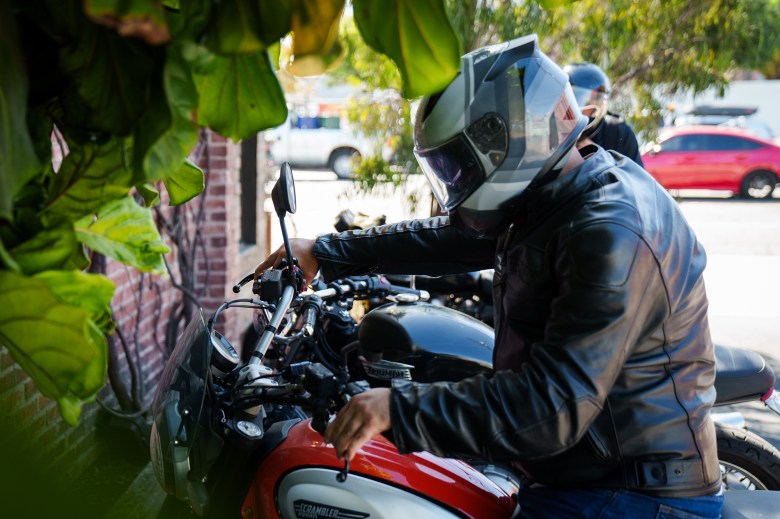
[{"xmin": 151, "ymin": 309, "xmax": 211, "ymax": 462}]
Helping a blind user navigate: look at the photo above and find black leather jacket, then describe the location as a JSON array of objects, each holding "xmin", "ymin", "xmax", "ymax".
[
  {"xmin": 312, "ymin": 147, "xmax": 720, "ymax": 497},
  {"xmin": 590, "ymin": 112, "xmax": 644, "ymax": 167}
]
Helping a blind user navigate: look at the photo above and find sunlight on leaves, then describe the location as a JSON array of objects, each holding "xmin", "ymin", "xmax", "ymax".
[
  {"xmin": 0, "ymin": 270, "xmax": 112, "ymax": 425},
  {"xmin": 165, "ymin": 159, "xmax": 204, "ymax": 206},
  {"xmin": 74, "ymin": 196, "xmax": 170, "ymax": 275},
  {"xmin": 353, "ymin": 0, "xmax": 461, "ymax": 98}
]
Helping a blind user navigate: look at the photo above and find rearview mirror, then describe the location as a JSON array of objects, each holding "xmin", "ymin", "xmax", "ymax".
[{"xmin": 271, "ymin": 162, "xmax": 297, "ymax": 216}]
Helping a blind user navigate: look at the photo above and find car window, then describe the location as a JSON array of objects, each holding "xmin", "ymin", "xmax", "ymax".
[
  {"xmin": 704, "ymin": 135, "xmax": 762, "ymax": 151},
  {"xmin": 660, "ymin": 133, "xmax": 763, "ymax": 152},
  {"xmin": 660, "ymin": 135, "xmax": 706, "ymax": 152}
]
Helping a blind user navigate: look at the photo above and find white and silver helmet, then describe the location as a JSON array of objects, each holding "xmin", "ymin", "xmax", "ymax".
[{"xmin": 414, "ymin": 34, "xmax": 587, "ymax": 234}]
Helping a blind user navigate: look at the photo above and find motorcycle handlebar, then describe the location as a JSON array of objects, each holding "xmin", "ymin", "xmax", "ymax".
[
  {"xmin": 232, "ymin": 272, "xmax": 430, "ymax": 304},
  {"xmin": 311, "ymin": 275, "xmax": 430, "ymax": 302}
]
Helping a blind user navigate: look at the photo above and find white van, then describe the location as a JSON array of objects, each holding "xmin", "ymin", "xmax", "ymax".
[{"xmin": 265, "ymin": 112, "xmax": 381, "ymax": 179}]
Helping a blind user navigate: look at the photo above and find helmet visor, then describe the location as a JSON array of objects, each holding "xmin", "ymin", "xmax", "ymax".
[
  {"xmin": 415, "ymin": 134, "xmax": 486, "ymax": 212},
  {"xmin": 571, "ymin": 86, "xmax": 607, "ymax": 115}
]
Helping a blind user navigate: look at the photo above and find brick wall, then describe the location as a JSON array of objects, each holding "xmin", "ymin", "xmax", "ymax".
[{"xmin": 0, "ymin": 129, "xmax": 270, "ymax": 488}]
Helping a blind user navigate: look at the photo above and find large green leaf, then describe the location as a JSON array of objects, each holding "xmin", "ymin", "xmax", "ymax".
[
  {"xmin": 63, "ymin": 242, "xmax": 91, "ymax": 271},
  {"xmin": 0, "ymin": 270, "xmax": 112, "ymax": 425},
  {"xmin": 164, "ymin": 159, "xmax": 204, "ymax": 205},
  {"xmin": 0, "ymin": 3, "xmax": 41, "ymax": 221},
  {"xmin": 258, "ymin": 0, "xmax": 293, "ymax": 46},
  {"xmin": 36, "ymin": 270, "xmax": 115, "ymax": 334},
  {"xmin": 353, "ymin": 0, "xmax": 461, "ymax": 98},
  {"xmin": 290, "ymin": 0, "xmax": 344, "ymax": 55},
  {"xmin": 195, "ymin": 51, "xmax": 287, "ymax": 140},
  {"xmin": 136, "ymin": 183, "xmax": 161, "ymax": 207},
  {"xmin": 8, "ymin": 221, "xmax": 77, "ymax": 275},
  {"xmin": 134, "ymin": 46, "xmax": 199, "ymax": 182},
  {"xmin": 43, "ymin": 140, "xmax": 134, "ymax": 222},
  {"xmin": 84, "ymin": 0, "xmax": 171, "ymax": 45},
  {"xmin": 207, "ymin": 0, "xmax": 265, "ymax": 54},
  {"xmin": 74, "ymin": 196, "xmax": 170, "ymax": 274},
  {"xmin": 0, "ymin": 239, "xmax": 21, "ymax": 273},
  {"xmin": 286, "ymin": 0, "xmax": 345, "ymax": 75},
  {"xmin": 170, "ymin": 0, "xmax": 211, "ymax": 40},
  {"xmin": 59, "ymin": 18, "xmax": 157, "ymax": 136}
]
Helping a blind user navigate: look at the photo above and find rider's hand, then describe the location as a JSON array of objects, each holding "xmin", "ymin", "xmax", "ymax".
[
  {"xmin": 324, "ymin": 388, "xmax": 392, "ymax": 462},
  {"xmin": 254, "ymin": 238, "xmax": 319, "ymax": 285}
]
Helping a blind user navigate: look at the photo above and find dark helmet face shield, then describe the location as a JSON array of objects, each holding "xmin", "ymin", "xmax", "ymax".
[{"xmin": 415, "ymin": 113, "xmax": 508, "ymax": 212}]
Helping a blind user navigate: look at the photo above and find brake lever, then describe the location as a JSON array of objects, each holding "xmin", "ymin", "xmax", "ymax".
[{"xmin": 233, "ymin": 272, "xmax": 255, "ymax": 293}]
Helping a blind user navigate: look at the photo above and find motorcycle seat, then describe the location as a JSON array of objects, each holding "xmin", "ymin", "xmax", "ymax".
[{"xmin": 713, "ymin": 344, "xmax": 775, "ymax": 406}]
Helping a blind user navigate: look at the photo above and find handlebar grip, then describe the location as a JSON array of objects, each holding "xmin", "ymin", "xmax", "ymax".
[
  {"xmin": 371, "ymin": 276, "xmax": 430, "ymax": 300},
  {"xmin": 386, "ymin": 283, "xmax": 425, "ymax": 296}
]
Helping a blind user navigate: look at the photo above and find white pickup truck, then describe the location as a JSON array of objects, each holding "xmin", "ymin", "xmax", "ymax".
[{"xmin": 265, "ymin": 113, "xmax": 381, "ymax": 179}]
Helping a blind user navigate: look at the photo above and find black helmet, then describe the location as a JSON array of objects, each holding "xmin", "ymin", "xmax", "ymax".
[
  {"xmin": 563, "ymin": 62, "xmax": 611, "ymax": 138},
  {"xmin": 413, "ymin": 35, "xmax": 587, "ymax": 235}
]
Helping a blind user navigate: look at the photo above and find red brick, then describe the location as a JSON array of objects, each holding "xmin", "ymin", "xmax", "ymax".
[
  {"xmin": 24, "ymin": 379, "xmax": 39, "ymax": 400},
  {"xmin": 1, "ymin": 348, "xmax": 14, "ymax": 370},
  {"xmin": 207, "ymin": 158, "xmax": 228, "ymax": 169}
]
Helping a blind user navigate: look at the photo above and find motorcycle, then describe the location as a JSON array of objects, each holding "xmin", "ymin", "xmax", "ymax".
[
  {"xmin": 152, "ymin": 164, "xmax": 518, "ymax": 518},
  {"xmin": 151, "ymin": 163, "xmax": 780, "ymax": 518}
]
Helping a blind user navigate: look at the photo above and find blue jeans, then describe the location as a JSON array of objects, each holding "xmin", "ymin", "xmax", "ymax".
[{"xmin": 516, "ymin": 486, "xmax": 724, "ymax": 518}]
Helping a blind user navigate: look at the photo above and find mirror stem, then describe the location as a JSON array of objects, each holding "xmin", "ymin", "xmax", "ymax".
[{"xmin": 278, "ymin": 214, "xmax": 296, "ymax": 273}]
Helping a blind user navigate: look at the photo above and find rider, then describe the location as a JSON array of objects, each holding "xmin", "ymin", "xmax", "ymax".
[
  {"xmin": 255, "ymin": 35, "xmax": 722, "ymax": 518},
  {"xmin": 564, "ymin": 62, "xmax": 644, "ymax": 166}
]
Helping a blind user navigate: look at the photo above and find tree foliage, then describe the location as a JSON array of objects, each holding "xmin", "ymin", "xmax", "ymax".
[
  {"xmin": 0, "ymin": 0, "xmax": 462, "ymax": 424},
  {"xmin": 339, "ymin": 0, "xmax": 780, "ymax": 183}
]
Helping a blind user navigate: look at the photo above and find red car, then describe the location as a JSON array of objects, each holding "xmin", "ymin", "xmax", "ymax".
[{"xmin": 641, "ymin": 126, "xmax": 780, "ymax": 199}]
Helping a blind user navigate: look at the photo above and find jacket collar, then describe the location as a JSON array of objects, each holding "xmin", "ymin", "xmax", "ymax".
[{"xmin": 520, "ymin": 146, "xmax": 615, "ymax": 219}]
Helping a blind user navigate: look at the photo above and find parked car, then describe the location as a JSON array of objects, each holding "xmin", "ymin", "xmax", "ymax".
[
  {"xmin": 671, "ymin": 104, "xmax": 775, "ymax": 140},
  {"xmin": 641, "ymin": 125, "xmax": 780, "ymax": 199},
  {"xmin": 264, "ymin": 112, "xmax": 383, "ymax": 179}
]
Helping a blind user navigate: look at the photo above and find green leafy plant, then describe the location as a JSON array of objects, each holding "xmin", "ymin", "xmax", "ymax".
[
  {"xmin": 338, "ymin": 0, "xmax": 780, "ymax": 188},
  {"xmin": 1, "ymin": 0, "xmax": 462, "ymax": 424}
]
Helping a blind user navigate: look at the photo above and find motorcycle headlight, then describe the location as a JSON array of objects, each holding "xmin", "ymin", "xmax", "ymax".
[{"xmin": 149, "ymin": 400, "xmax": 192, "ymax": 501}]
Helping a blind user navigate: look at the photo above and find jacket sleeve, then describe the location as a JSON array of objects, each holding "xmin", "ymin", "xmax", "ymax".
[
  {"xmin": 312, "ymin": 216, "xmax": 496, "ymax": 281},
  {"xmin": 388, "ymin": 221, "xmax": 669, "ymax": 461}
]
